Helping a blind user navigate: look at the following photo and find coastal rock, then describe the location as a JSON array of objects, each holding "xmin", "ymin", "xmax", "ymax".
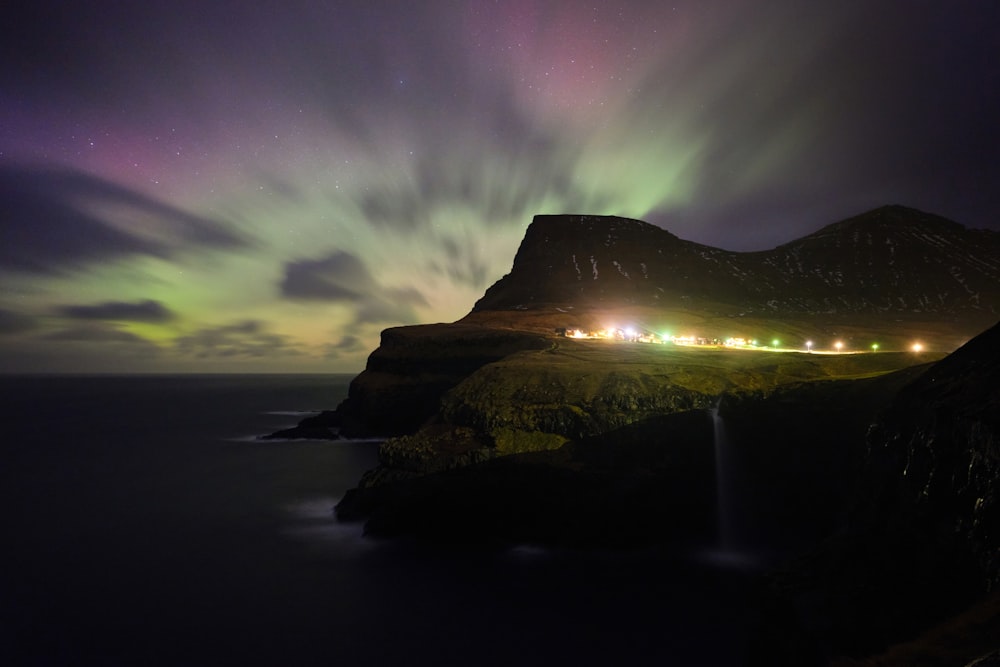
[
  {"xmin": 337, "ymin": 324, "xmax": 551, "ymax": 437},
  {"xmin": 860, "ymin": 319, "xmax": 1000, "ymax": 590},
  {"xmin": 335, "ymin": 344, "xmax": 934, "ymax": 544},
  {"xmin": 266, "ymin": 324, "xmax": 550, "ymax": 439},
  {"xmin": 260, "ymin": 410, "xmax": 340, "ymax": 440},
  {"xmin": 350, "ymin": 339, "xmax": 930, "ymax": 485},
  {"xmin": 751, "ymin": 319, "xmax": 1000, "ymax": 664},
  {"xmin": 339, "ymin": 409, "xmax": 719, "ymax": 547}
]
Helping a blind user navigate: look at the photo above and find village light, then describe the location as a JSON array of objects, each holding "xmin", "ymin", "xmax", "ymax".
[
  {"xmin": 912, "ymin": 342, "xmax": 924, "ymax": 353},
  {"xmin": 835, "ymin": 341, "xmax": 844, "ymax": 352},
  {"xmin": 772, "ymin": 339, "xmax": 780, "ymax": 347},
  {"xmin": 871, "ymin": 343, "xmax": 879, "ymax": 352},
  {"xmin": 805, "ymin": 340, "xmax": 813, "ymax": 352}
]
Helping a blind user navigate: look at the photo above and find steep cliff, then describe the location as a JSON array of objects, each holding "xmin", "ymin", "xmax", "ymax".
[
  {"xmin": 752, "ymin": 319, "xmax": 1000, "ymax": 664},
  {"xmin": 335, "ymin": 339, "xmax": 938, "ymax": 528},
  {"xmin": 266, "ymin": 323, "xmax": 550, "ymax": 439},
  {"xmin": 861, "ymin": 319, "xmax": 1000, "ymax": 589},
  {"xmin": 337, "ymin": 354, "xmax": 936, "ymax": 548}
]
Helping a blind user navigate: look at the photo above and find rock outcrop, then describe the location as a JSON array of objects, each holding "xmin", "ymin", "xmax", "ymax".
[
  {"xmin": 751, "ymin": 319, "xmax": 1000, "ymax": 664},
  {"xmin": 335, "ymin": 341, "xmax": 932, "ymax": 512},
  {"xmin": 859, "ymin": 319, "xmax": 1000, "ymax": 587},
  {"xmin": 264, "ymin": 324, "xmax": 550, "ymax": 439},
  {"xmin": 337, "ymin": 364, "xmax": 940, "ymax": 549}
]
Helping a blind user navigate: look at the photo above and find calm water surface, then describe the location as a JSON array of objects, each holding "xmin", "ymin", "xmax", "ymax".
[{"xmin": 0, "ymin": 375, "xmax": 757, "ymax": 666}]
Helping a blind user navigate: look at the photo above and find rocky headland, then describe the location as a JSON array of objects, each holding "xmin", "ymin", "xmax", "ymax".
[{"xmin": 274, "ymin": 207, "xmax": 1000, "ymax": 663}]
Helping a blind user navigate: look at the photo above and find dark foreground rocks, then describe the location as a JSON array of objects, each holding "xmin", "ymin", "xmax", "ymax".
[
  {"xmin": 335, "ymin": 358, "xmax": 929, "ymax": 550},
  {"xmin": 333, "ymin": 320, "xmax": 1000, "ymax": 664},
  {"xmin": 749, "ymin": 320, "xmax": 1000, "ymax": 665},
  {"xmin": 336, "ymin": 409, "xmax": 718, "ymax": 548}
]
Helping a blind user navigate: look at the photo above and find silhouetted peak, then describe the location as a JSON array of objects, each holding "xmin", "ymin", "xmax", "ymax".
[
  {"xmin": 471, "ymin": 206, "xmax": 1000, "ymax": 319},
  {"xmin": 522, "ymin": 214, "xmax": 679, "ymax": 244},
  {"xmin": 800, "ymin": 205, "xmax": 965, "ymax": 242}
]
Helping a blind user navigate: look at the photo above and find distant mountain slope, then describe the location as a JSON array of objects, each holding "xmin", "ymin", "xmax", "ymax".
[{"xmin": 472, "ymin": 206, "xmax": 1000, "ymax": 318}]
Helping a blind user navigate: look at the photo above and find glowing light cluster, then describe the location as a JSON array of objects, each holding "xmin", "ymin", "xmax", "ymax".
[{"xmin": 561, "ymin": 326, "xmax": 908, "ymax": 356}]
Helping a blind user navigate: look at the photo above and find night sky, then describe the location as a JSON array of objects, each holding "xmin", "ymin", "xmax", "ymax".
[{"xmin": 2, "ymin": 1, "xmax": 998, "ymax": 373}]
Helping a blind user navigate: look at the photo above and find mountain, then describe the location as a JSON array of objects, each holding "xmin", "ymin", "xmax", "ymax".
[
  {"xmin": 280, "ymin": 205, "xmax": 999, "ymax": 442},
  {"xmin": 472, "ymin": 206, "xmax": 1000, "ymax": 323},
  {"xmin": 314, "ymin": 205, "xmax": 1000, "ymax": 665}
]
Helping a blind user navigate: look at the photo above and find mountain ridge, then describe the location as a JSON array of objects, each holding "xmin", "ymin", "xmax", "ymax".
[{"xmin": 471, "ymin": 205, "xmax": 1000, "ymax": 321}]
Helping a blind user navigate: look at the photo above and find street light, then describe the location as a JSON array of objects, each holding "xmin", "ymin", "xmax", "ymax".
[
  {"xmin": 871, "ymin": 343, "xmax": 879, "ymax": 353},
  {"xmin": 772, "ymin": 339, "xmax": 780, "ymax": 348},
  {"xmin": 912, "ymin": 342, "xmax": 924, "ymax": 353},
  {"xmin": 835, "ymin": 341, "xmax": 844, "ymax": 353},
  {"xmin": 805, "ymin": 340, "xmax": 813, "ymax": 353}
]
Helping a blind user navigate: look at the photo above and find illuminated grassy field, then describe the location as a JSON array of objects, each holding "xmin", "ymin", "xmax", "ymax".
[{"xmin": 461, "ymin": 304, "xmax": 986, "ymax": 355}]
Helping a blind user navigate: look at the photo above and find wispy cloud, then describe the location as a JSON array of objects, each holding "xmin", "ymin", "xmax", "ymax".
[
  {"xmin": 42, "ymin": 323, "xmax": 156, "ymax": 345},
  {"xmin": 0, "ymin": 165, "xmax": 246, "ymax": 274},
  {"xmin": 280, "ymin": 250, "xmax": 428, "ymax": 324},
  {"xmin": 174, "ymin": 320, "xmax": 303, "ymax": 359},
  {"xmin": 55, "ymin": 299, "xmax": 175, "ymax": 322}
]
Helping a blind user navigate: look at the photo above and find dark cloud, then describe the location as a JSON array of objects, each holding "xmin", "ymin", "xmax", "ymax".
[
  {"xmin": 281, "ymin": 252, "xmax": 371, "ymax": 301},
  {"xmin": 325, "ymin": 334, "xmax": 368, "ymax": 359},
  {"xmin": 0, "ymin": 166, "xmax": 245, "ymax": 274},
  {"xmin": 281, "ymin": 251, "xmax": 428, "ymax": 324},
  {"xmin": 0, "ymin": 308, "xmax": 37, "ymax": 335},
  {"xmin": 28, "ymin": 323, "xmax": 164, "ymax": 369},
  {"xmin": 55, "ymin": 299, "xmax": 175, "ymax": 323},
  {"xmin": 42, "ymin": 323, "xmax": 159, "ymax": 348},
  {"xmin": 174, "ymin": 320, "xmax": 302, "ymax": 359}
]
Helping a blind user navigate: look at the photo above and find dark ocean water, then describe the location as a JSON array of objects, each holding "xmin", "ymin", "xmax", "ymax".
[{"xmin": 0, "ymin": 375, "xmax": 759, "ymax": 666}]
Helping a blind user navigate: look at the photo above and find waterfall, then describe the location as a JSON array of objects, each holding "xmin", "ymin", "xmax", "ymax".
[{"xmin": 710, "ymin": 401, "xmax": 735, "ymax": 551}]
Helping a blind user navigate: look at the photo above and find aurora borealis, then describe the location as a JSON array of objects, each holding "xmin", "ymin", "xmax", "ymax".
[{"xmin": 2, "ymin": 1, "xmax": 998, "ymax": 372}]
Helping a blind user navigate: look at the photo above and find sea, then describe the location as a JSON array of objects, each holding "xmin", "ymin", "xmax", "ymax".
[{"xmin": 0, "ymin": 374, "xmax": 762, "ymax": 666}]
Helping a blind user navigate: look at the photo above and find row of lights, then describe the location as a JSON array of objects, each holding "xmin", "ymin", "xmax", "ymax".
[
  {"xmin": 574, "ymin": 327, "xmax": 926, "ymax": 353},
  {"xmin": 803, "ymin": 340, "xmax": 924, "ymax": 353}
]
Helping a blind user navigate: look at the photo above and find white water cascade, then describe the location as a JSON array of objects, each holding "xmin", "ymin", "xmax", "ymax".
[{"xmin": 710, "ymin": 401, "xmax": 735, "ymax": 551}]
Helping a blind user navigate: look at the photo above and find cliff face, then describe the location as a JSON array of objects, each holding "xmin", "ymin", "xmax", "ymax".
[
  {"xmin": 336, "ymin": 324, "xmax": 551, "ymax": 436},
  {"xmin": 336, "ymin": 338, "xmax": 937, "ymax": 524},
  {"xmin": 267, "ymin": 324, "xmax": 550, "ymax": 439},
  {"xmin": 859, "ymin": 319, "xmax": 1000, "ymax": 589},
  {"xmin": 752, "ymin": 319, "xmax": 1000, "ymax": 663}
]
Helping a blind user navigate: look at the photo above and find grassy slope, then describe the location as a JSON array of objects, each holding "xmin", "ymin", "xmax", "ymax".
[{"xmin": 470, "ymin": 336, "xmax": 938, "ymax": 395}]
